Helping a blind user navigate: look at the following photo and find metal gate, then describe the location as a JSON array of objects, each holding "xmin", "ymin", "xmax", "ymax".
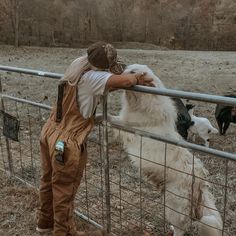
[{"xmin": 0, "ymin": 66, "xmax": 236, "ymax": 235}]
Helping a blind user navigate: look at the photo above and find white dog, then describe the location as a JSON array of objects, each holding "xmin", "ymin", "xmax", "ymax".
[{"xmin": 110, "ymin": 64, "xmax": 222, "ymax": 236}]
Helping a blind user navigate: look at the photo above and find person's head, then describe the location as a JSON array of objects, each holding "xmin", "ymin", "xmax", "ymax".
[
  {"xmin": 61, "ymin": 41, "xmax": 125, "ymax": 85},
  {"xmin": 87, "ymin": 41, "xmax": 125, "ymax": 74}
]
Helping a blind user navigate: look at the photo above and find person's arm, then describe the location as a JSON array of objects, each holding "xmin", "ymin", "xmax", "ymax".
[{"xmin": 105, "ymin": 73, "xmax": 154, "ymax": 91}]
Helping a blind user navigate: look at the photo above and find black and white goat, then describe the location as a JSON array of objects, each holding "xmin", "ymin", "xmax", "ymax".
[
  {"xmin": 215, "ymin": 95, "xmax": 236, "ymax": 135},
  {"xmin": 186, "ymin": 104, "xmax": 218, "ymax": 147},
  {"xmin": 111, "ymin": 64, "xmax": 222, "ymax": 236},
  {"xmin": 172, "ymin": 98, "xmax": 194, "ymax": 140}
]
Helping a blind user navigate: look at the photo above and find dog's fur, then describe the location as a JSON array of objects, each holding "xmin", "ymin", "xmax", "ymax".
[{"xmin": 111, "ymin": 64, "xmax": 222, "ymax": 236}]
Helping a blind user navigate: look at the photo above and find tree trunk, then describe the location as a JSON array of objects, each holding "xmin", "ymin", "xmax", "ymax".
[
  {"xmin": 11, "ymin": 0, "xmax": 19, "ymax": 47},
  {"xmin": 14, "ymin": 0, "xmax": 19, "ymax": 47}
]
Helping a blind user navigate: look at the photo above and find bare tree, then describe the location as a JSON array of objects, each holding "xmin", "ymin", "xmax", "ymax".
[
  {"xmin": 0, "ymin": 0, "xmax": 20, "ymax": 47},
  {"xmin": 13, "ymin": 0, "xmax": 20, "ymax": 47}
]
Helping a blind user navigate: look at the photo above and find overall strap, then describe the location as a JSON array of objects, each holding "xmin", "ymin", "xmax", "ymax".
[
  {"xmin": 56, "ymin": 82, "xmax": 66, "ymax": 123},
  {"xmin": 55, "ymin": 69, "xmax": 91, "ymax": 123}
]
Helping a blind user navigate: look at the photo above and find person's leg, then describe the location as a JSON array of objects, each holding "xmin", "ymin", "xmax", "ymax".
[
  {"xmin": 52, "ymin": 141, "xmax": 87, "ymax": 236},
  {"xmin": 37, "ymin": 135, "xmax": 54, "ymax": 232},
  {"xmin": 68, "ymin": 144, "xmax": 88, "ymax": 233}
]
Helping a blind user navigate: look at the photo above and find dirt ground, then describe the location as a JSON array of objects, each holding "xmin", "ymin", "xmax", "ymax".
[
  {"xmin": 0, "ymin": 45, "xmax": 236, "ymax": 236},
  {"xmin": 0, "ymin": 44, "xmax": 235, "ymax": 150}
]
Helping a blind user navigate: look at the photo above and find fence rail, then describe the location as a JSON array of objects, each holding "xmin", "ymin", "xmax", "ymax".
[
  {"xmin": 1, "ymin": 65, "xmax": 236, "ymax": 106},
  {"xmin": 1, "ymin": 66, "xmax": 236, "ymax": 236}
]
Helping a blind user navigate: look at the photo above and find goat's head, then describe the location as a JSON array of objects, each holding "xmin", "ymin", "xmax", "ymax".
[
  {"xmin": 186, "ymin": 103, "xmax": 195, "ymax": 111},
  {"xmin": 186, "ymin": 103, "xmax": 195, "ymax": 116}
]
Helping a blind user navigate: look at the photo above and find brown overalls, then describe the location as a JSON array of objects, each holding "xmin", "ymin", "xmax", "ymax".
[{"xmin": 37, "ymin": 81, "xmax": 94, "ymax": 236}]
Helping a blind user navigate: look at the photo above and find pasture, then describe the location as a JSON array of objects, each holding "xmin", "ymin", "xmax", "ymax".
[{"xmin": 0, "ymin": 45, "xmax": 235, "ymax": 235}]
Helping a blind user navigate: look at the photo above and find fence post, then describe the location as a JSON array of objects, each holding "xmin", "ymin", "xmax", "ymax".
[
  {"xmin": 0, "ymin": 76, "xmax": 14, "ymax": 174},
  {"xmin": 102, "ymin": 94, "xmax": 111, "ymax": 233}
]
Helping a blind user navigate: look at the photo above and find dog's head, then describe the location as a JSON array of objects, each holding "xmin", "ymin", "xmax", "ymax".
[
  {"xmin": 121, "ymin": 64, "xmax": 165, "ymax": 111},
  {"xmin": 119, "ymin": 64, "xmax": 177, "ymax": 127},
  {"xmin": 124, "ymin": 64, "xmax": 164, "ymax": 88}
]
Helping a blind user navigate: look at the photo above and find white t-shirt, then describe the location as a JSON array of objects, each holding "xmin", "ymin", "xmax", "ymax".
[{"xmin": 78, "ymin": 70, "xmax": 112, "ymax": 118}]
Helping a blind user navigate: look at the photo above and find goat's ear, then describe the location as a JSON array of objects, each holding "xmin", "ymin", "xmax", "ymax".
[{"xmin": 186, "ymin": 103, "xmax": 195, "ymax": 110}]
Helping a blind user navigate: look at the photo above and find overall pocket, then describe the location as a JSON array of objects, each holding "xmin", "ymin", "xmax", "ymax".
[{"xmin": 52, "ymin": 140, "xmax": 86, "ymax": 184}]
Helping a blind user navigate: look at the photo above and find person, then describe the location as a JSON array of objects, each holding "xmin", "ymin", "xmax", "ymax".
[{"xmin": 36, "ymin": 41, "xmax": 153, "ymax": 236}]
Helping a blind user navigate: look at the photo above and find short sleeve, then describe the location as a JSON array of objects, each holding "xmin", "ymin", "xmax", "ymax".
[{"xmin": 82, "ymin": 70, "xmax": 112, "ymax": 95}]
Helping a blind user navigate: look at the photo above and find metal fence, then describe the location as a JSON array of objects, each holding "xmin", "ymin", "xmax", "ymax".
[{"xmin": 0, "ymin": 65, "xmax": 236, "ymax": 236}]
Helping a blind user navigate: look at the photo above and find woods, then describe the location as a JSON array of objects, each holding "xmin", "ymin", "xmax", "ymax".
[
  {"xmin": 0, "ymin": 0, "xmax": 235, "ymax": 50},
  {"xmin": 0, "ymin": 0, "xmax": 20, "ymax": 47}
]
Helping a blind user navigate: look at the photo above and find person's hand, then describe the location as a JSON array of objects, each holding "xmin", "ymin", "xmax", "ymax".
[
  {"xmin": 134, "ymin": 72, "xmax": 155, "ymax": 87},
  {"xmin": 106, "ymin": 72, "xmax": 155, "ymax": 90},
  {"xmin": 125, "ymin": 73, "xmax": 139, "ymax": 85}
]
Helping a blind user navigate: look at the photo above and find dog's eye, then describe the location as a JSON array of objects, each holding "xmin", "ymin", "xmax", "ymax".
[{"xmin": 130, "ymin": 71, "xmax": 135, "ymax": 74}]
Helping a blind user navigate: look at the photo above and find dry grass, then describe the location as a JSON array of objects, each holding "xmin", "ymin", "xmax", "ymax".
[
  {"xmin": 0, "ymin": 171, "xmax": 102, "ymax": 236},
  {"xmin": 0, "ymin": 171, "xmax": 41, "ymax": 236}
]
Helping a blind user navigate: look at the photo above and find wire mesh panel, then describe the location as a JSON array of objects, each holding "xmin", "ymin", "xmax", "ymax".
[
  {"xmin": 75, "ymin": 124, "xmax": 106, "ymax": 228},
  {"xmin": 106, "ymin": 123, "xmax": 236, "ymax": 236},
  {"xmin": 0, "ymin": 95, "xmax": 236, "ymax": 235},
  {"xmin": 0, "ymin": 96, "xmax": 107, "ymax": 230},
  {"xmin": 106, "ymin": 127, "xmax": 167, "ymax": 235},
  {"xmin": 0, "ymin": 66, "xmax": 236, "ymax": 236},
  {"xmin": 0, "ymin": 98, "xmax": 49, "ymax": 186}
]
